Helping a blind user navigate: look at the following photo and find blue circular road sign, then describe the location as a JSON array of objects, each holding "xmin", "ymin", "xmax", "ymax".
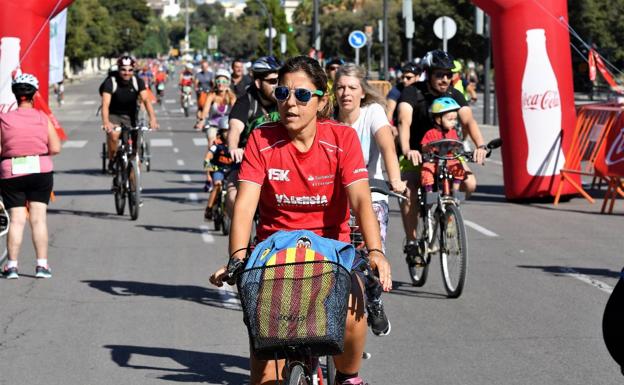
[{"xmin": 348, "ymin": 30, "xmax": 367, "ymax": 49}]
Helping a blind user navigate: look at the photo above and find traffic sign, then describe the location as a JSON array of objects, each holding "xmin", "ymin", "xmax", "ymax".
[
  {"xmin": 433, "ymin": 16, "xmax": 457, "ymax": 40},
  {"xmin": 348, "ymin": 30, "xmax": 367, "ymax": 49},
  {"xmin": 264, "ymin": 28, "xmax": 277, "ymax": 39}
]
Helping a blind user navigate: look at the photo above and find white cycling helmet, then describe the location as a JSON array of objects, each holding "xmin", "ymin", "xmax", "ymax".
[
  {"xmin": 185, "ymin": 63, "xmax": 194, "ymax": 70},
  {"xmin": 12, "ymin": 73, "xmax": 39, "ymax": 90},
  {"xmin": 215, "ymin": 68, "xmax": 231, "ymax": 81}
]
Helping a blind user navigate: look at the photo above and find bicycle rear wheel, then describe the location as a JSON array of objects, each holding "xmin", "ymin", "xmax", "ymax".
[
  {"xmin": 114, "ymin": 160, "xmax": 126, "ymax": 215},
  {"xmin": 439, "ymin": 204, "xmax": 467, "ymax": 298},
  {"xmin": 101, "ymin": 143, "xmax": 108, "ymax": 174},
  {"xmin": 128, "ymin": 159, "xmax": 141, "ymax": 220},
  {"xmin": 287, "ymin": 364, "xmax": 309, "ymax": 385}
]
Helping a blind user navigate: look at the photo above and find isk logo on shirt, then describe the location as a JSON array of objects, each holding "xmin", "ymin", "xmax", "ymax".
[
  {"xmin": 268, "ymin": 168, "xmax": 290, "ymax": 182},
  {"xmin": 275, "ymin": 193, "xmax": 329, "ymax": 206}
]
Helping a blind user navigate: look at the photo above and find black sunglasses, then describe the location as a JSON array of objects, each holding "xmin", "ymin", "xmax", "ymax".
[
  {"xmin": 433, "ymin": 71, "xmax": 453, "ymax": 79},
  {"xmin": 262, "ymin": 77, "xmax": 279, "ymax": 85},
  {"xmin": 274, "ymin": 86, "xmax": 324, "ymax": 103},
  {"xmin": 402, "ymin": 75, "xmax": 415, "ymax": 81}
]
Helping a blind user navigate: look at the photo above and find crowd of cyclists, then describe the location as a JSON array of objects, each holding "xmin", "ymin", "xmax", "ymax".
[{"xmin": 90, "ymin": 50, "xmax": 489, "ymax": 385}]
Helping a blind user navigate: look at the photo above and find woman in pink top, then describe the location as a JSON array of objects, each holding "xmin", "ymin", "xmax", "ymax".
[{"xmin": 0, "ymin": 74, "xmax": 61, "ymax": 279}]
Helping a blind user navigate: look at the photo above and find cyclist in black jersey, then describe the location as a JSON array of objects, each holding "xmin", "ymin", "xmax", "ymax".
[{"xmin": 225, "ymin": 56, "xmax": 281, "ymax": 218}]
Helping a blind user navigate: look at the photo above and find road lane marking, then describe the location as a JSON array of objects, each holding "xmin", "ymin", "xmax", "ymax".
[
  {"xmin": 188, "ymin": 193, "xmax": 198, "ymax": 202},
  {"xmin": 182, "ymin": 174, "xmax": 191, "ymax": 183},
  {"xmin": 165, "ymin": 100, "xmax": 175, "ymax": 104},
  {"xmin": 62, "ymin": 140, "xmax": 88, "ymax": 148},
  {"xmin": 464, "ymin": 220, "xmax": 499, "ymax": 237},
  {"xmin": 173, "ymin": 147, "xmax": 179, "ymax": 153},
  {"xmin": 486, "ymin": 159, "xmax": 503, "ymax": 166},
  {"xmin": 558, "ymin": 267, "xmax": 614, "ymax": 294},
  {"xmin": 177, "ymin": 159, "xmax": 185, "ymax": 166},
  {"xmin": 82, "ymin": 100, "xmax": 97, "ymax": 105},
  {"xmin": 199, "ymin": 225, "xmax": 215, "ymax": 244},
  {"xmin": 150, "ymin": 138, "xmax": 173, "ymax": 147},
  {"xmin": 193, "ymin": 138, "xmax": 208, "ymax": 146}
]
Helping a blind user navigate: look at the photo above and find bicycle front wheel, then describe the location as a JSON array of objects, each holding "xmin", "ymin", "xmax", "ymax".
[
  {"xmin": 128, "ymin": 159, "xmax": 141, "ymax": 220},
  {"xmin": 325, "ymin": 356, "xmax": 336, "ymax": 385},
  {"xmin": 439, "ymin": 204, "xmax": 467, "ymax": 298},
  {"xmin": 408, "ymin": 213, "xmax": 430, "ymax": 287},
  {"xmin": 287, "ymin": 364, "xmax": 309, "ymax": 385},
  {"xmin": 114, "ymin": 162, "xmax": 126, "ymax": 215}
]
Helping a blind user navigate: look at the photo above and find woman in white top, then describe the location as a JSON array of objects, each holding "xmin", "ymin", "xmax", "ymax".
[{"xmin": 334, "ymin": 64, "xmax": 406, "ymax": 248}]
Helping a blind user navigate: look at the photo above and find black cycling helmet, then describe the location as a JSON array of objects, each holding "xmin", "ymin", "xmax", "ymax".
[
  {"xmin": 117, "ymin": 55, "xmax": 136, "ymax": 68},
  {"xmin": 421, "ymin": 49, "xmax": 454, "ymax": 71},
  {"xmin": 401, "ymin": 62, "xmax": 422, "ymax": 75},
  {"xmin": 325, "ymin": 57, "xmax": 345, "ymax": 69},
  {"xmin": 251, "ymin": 56, "xmax": 281, "ymax": 78}
]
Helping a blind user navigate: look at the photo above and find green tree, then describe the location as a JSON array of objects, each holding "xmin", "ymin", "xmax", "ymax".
[
  {"xmin": 100, "ymin": 0, "xmax": 151, "ymax": 54},
  {"xmin": 191, "ymin": 3, "xmax": 226, "ymax": 29},
  {"xmin": 65, "ymin": 0, "xmax": 115, "ymax": 65},
  {"xmin": 242, "ymin": 0, "xmax": 298, "ymax": 59},
  {"xmin": 135, "ymin": 16, "xmax": 170, "ymax": 57}
]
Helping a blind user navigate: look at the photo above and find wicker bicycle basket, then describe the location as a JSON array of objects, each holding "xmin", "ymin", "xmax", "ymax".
[{"xmin": 238, "ymin": 260, "xmax": 352, "ymax": 360}]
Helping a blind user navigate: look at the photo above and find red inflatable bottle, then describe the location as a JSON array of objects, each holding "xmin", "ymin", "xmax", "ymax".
[{"xmin": 473, "ymin": 0, "xmax": 579, "ymax": 200}]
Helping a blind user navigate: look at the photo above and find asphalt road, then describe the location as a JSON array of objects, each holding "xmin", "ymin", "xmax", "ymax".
[{"xmin": 0, "ymin": 75, "xmax": 622, "ymax": 385}]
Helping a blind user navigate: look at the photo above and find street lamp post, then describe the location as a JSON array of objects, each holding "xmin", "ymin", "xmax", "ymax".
[
  {"xmin": 256, "ymin": 0, "xmax": 273, "ymax": 56},
  {"xmin": 184, "ymin": 0, "xmax": 190, "ymax": 52}
]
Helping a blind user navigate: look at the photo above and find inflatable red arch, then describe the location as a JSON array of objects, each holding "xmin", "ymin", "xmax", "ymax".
[{"xmin": 1, "ymin": 0, "xmax": 579, "ymax": 199}]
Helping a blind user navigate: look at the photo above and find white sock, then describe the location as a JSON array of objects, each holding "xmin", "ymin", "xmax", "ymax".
[
  {"xmin": 37, "ymin": 259, "xmax": 48, "ymax": 268},
  {"xmin": 7, "ymin": 260, "xmax": 17, "ymax": 269}
]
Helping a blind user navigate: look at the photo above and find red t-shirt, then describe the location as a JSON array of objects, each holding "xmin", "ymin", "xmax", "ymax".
[
  {"xmin": 421, "ymin": 127, "xmax": 459, "ymax": 146},
  {"xmin": 238, "ymin": 120, "xmax": 368, "ymax": 243}
]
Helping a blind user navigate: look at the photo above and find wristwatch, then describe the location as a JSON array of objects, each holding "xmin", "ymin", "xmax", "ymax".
[{"xmin": 477, "ymin": 144, "xmax": 488, "ymax": 150}]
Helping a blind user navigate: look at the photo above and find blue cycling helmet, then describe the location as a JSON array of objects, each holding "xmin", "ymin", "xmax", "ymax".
[{"xmin": 430, "ymin": 97, "xmax": 461, "ymax": 115}]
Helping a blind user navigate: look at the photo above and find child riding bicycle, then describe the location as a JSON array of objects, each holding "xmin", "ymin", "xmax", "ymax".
[
  {"xmin": 204, "ymin": 128, "xmax": 232, "ymax": 220},
  {"xmin": 420, "ymin": 97, "xmax": 466, "ymax": 193}
]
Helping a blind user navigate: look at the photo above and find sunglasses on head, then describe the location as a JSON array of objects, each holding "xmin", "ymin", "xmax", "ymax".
[
  {"xmin": 262, "ymin": 77, "xmax": 279, "ymax": 85},
  {"xmin": 274, "ymin": 86, "xmax": 324, "ymax": 103},
  {"xmin": 215, "ymin": 78, "xmax": 230, "ymax": 85},
  {"xmin": 433, "ymin": 71, "xmax": 453, "ymax": 79}
]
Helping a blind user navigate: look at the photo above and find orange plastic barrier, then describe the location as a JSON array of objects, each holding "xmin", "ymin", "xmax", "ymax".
[
  {"xmin": 594, "ymin": 112, "xmax": 624, "ymax": 213},
  {"xmin": 554, "ymin": 105, "xmax": 622, "ymax": 205}
]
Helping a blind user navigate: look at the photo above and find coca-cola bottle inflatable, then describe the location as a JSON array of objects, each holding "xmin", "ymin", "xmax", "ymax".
[
  {"xmin": 0, "ymin": 37, "xmax": 19, "ymax": 112},
  {"xmin": 521, "ymin": 29, "xmax": 566, "ymax": 176}
]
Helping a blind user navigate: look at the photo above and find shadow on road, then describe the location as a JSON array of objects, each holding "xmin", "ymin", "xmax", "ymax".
[
  {"xmin": 104, "ymin": 345, "xmax": 249, "ymax": 384},
  {"xmin": 137, "ymin": 224, "xmax": 204, "ymax": 234},
  {"xmin": 517, "ymin": 265, "xmax": 621, "ymax": 279},
  {"xmin": 82, "ymin": 280, "xmax": 241, "ymax": 311},
  {"xmin": 388, "ymin": 280, "xmax": 449, "ymax": 299},
  {"xmin": 48, "ymin": 208, "xmax": 127, "ymax": 221},
  {"xmin": 469, "ymin": 184, "xmax": 508, "ymax": 203},
  {"xmin": 55, "ymin": 168, "xmax": 106, "ymax": 176}
]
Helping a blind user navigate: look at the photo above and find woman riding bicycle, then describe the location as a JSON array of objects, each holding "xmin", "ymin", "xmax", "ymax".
[
  {"xmin": 210, "ymin": 56, "xmax": 391, "ymax": 385},
  {"xmin": 334, "ymin": 63, "xmax": 406, "ymax": 337},
  {"xmin": 195, "ymin": 69, "xmax": 237, "ymax": 143}
]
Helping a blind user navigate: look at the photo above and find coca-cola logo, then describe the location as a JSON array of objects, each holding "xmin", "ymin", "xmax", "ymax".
[
  {"xmin": 522, "ymin": 90, "xmax": 561, "ymax": 110},
  {"xmin": 605, "ymin": 127, "xmax": 624, "ymax": 166}
]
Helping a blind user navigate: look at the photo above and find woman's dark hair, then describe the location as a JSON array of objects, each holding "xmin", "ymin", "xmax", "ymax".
[
  {"xmin": 278, "ymin": 56, "xmax": 333, "ymax": 119},
  {"xmin": 11, "ymin": 84, "xmax": 36, "ymax": 102}
]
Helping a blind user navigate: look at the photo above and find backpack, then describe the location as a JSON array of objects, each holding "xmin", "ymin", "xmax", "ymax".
[
  {"xmin": 99, "ymin": 75, "xmax": 139, "ymax": 96},
  {"xmin": 245, "ymin": 230, "xmax": 356, "ymax": 271}
]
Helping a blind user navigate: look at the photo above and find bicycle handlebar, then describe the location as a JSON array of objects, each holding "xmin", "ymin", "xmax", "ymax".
[
  {"xmin": 422, "ymin": 138, "xmax": 502, "ymax": 162},
  {"xmin": 368, "ymin": 178, "xmax": 407, "ymax": 201}
]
